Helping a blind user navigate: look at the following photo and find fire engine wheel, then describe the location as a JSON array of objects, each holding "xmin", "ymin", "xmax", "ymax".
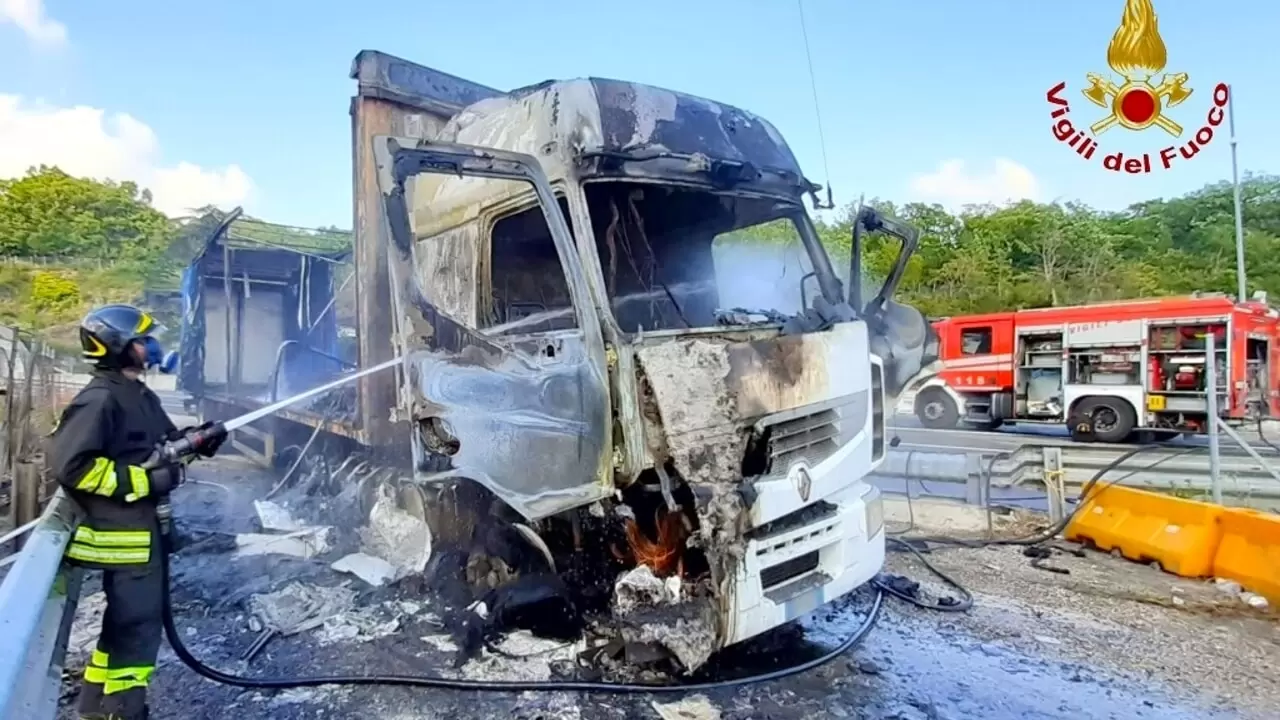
[
  {"xmin": 916, "ymin": 389, "xmax": 959, "ymax": 429},
  {"xmin": 1074, "ymin": 397, "xmax": 1137, "ymax": 443}
]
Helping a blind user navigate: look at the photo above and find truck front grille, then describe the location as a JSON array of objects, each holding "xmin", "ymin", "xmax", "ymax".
[
  {"xmin": 766, "ymin": 409, "xmax": 841, "ymax": 475},
  {"xmin": 747, "ymin": 391, "xmax": 869, "ymax": 479}
]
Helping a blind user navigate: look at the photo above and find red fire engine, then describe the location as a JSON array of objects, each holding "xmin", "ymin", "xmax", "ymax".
[{"xmin": 912, "ymin": 294, "xmax": 1280, "ymax": 442}]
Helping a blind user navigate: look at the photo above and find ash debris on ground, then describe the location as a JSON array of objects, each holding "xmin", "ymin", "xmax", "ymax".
[
  {"xmin": 611, "ymin": 565, "xmax": 717, "ymax": 672},
  {"xmin": 53, "ymin": 455, "xmax": 1275, "ymax": 719}
]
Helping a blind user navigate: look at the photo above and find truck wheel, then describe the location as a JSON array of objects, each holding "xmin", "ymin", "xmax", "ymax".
[
  {"xmin": 1075, "ymin": 397, "xmax": 1136, "ymax": 443},
  {"xmin": 916, "ymin": 389, "xmax": 959, "ymax": 429}
]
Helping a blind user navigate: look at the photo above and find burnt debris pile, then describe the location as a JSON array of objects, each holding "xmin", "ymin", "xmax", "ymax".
[{"xmin": 166, "ymin": 458, "xmax": 746, "ymax": 684}]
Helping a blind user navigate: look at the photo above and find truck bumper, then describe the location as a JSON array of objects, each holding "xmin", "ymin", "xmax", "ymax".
[{"xmin": 725, "ymin": 481, "xmax": 885, "ymax": 645}]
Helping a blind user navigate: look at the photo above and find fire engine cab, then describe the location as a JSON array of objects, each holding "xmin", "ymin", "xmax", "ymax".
[{"xmin": 912, "ymin": 294, "xmax": 1280, "ymax": 442}]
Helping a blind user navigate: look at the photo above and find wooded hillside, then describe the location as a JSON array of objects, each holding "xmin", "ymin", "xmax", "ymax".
[
  {"xmin": 821, "ymin": 175, "xmax": 1280, "ymax": 318},
  {"xmin": 0, "ymin": 167, "xmax": 349, "ymax": 347}
]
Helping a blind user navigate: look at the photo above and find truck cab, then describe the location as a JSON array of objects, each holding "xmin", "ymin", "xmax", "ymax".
[{"xmin": 356, "ymin": 51, "xmax": 939, "ymax": 668}]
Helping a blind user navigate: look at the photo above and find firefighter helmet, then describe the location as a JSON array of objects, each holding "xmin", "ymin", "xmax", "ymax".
[{"xmin": 79, "ymin": 304, "xmax": 159, "ymax": 369}]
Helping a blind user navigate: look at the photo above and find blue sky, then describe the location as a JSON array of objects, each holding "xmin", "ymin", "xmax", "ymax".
[{"xmin": 1, "ymin": 0, "xmax": 1275, "ymax": 228}]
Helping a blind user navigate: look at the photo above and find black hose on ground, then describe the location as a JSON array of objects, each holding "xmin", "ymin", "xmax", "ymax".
[
  {"xmin": 875, "ymin": 536, "xmax": 974, "ymax": 612},
  {"xmin": 1255, "ymin": 419, "xmax": 1280, "ymax": 455},
  {"xmin": 156, "ymin": 437, "xmax": 1208, "ymax": 694}
]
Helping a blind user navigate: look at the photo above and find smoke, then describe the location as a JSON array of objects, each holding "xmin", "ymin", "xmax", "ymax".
[
  {"xmin": 708, "ymin": 239, "xmax": 891, "ymax": 318},
  {"xmin": 710, "ymin": 241, "xmax": 813, "ymax": 316}
]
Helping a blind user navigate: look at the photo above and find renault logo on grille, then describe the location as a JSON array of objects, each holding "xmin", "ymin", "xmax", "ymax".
[{"xmin": 794, "ymin": 467, "xmax": 813, "ymax": 503}]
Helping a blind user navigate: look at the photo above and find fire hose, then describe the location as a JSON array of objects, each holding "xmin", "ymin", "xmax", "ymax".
[{"xmin": 143, "ymin": 359, "xmax": 970, "ymax": 694}]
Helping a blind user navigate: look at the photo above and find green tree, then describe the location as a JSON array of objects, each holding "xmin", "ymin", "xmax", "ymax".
[
  {"xmin": 852, "ymin": 175, "xmax": 1280, "ymax": 316},
  {"xmin": 724, "ymin": 174, "xmax": 1280, "ymax": 318},
  {"xmin": 0, "ymin": 166, "xmax": 174, "ymax": 260}
]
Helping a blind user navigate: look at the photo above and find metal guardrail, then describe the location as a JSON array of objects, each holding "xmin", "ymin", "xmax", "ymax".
[
  {"xmin": 874, "ymin": 442, "xmax": 1280, "ymax": 511},
  {"xmin": 0, "ymin": 490, "xmax": 82, "ymax": 720}
]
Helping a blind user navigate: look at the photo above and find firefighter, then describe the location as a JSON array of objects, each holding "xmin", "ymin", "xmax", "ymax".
[{"xmin": 48, "ymin": 304, "xmax": 226, "ymax": 720}]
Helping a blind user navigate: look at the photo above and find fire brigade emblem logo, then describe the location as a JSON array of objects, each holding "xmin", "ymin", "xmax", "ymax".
[
  {"xmin": 1081, "ymin": 0, "xmax": 1191, "ymax": 137},
  {"xmin": 1045, "ymin": 0, "xmax": 1229, "ymax": 174}
]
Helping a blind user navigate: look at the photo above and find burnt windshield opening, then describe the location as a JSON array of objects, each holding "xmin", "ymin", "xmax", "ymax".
[{"xmin": 582, "ymin": 182, "xmax": 838, "ymax": 334}]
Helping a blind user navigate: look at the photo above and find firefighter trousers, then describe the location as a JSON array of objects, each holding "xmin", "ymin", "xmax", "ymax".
[{"xmin": 77, "ymin": 561, "xmax": 165, "ymax": 720}]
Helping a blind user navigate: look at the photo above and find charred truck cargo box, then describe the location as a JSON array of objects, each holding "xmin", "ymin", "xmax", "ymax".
[
  {"xmin": 353, "ymin": 52, "xmax": 941, "ymax": 673},
  {"xmin": 176, "ymin": 213, "xmax": 360, "ymax": 466}
]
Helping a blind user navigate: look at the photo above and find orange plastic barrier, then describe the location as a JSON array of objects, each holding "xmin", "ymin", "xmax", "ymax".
[
  {"xmin": 1212, "ymin": 508, "xmax": 1280, "ymax": 605},
  {"xmin": 1065, "ymin": 485, "xmax": 1224, "ymax": 578}
]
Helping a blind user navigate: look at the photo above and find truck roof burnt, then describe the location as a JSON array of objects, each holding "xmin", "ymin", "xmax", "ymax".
[
  {"xmin": 592, "ymin": 80, "xmax": 800, "ymax": 170},
  {"xmin": 352, "ymin": 52, "xmax": 814, "ymax": 197},
  {"xmin": 522, "ymin": 78, "xmax": 805, "ymax": 184},
  {"xmin": 451, "ymin": 78, "xmax": 812, "ymax": 196}
]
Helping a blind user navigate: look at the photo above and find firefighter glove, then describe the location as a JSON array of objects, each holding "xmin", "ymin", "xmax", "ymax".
[
  {"xmin": 197, "ymin": 420, "xmax": 227, "ymax": 457},
  {"xmin": 146, "ymin": 458, "xmax": 185, "ymax": 495},
  {"xmin": 179, "ymin": 421, "xmax": 226, "ymax": 458}
]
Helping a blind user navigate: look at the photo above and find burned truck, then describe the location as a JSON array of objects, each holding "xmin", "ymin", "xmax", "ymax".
[{"xmin": 185, "ymin": 51, "xmax": 939, "ymax": 672}]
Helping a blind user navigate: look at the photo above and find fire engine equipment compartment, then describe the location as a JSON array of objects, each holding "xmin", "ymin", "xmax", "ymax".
[
  {"xmin": 921, "ymin": 294, "xmax": 1280, "ymax": 440},
  {"xmin": 1146, "ymin": 322, "xmax": 1228, "ymax": 415}
]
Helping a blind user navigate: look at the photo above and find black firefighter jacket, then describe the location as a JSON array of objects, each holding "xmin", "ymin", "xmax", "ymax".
[{"xmin": 48, "ymin": 370, "xmax": 178, "ymax": 568}]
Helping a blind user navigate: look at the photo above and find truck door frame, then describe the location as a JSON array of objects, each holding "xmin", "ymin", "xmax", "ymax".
[{"xmin": 372, "ymin": 136, "xmax": 612, "ymax": 520}]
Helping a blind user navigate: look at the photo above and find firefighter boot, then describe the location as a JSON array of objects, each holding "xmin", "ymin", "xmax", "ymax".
[
  {"xmin": 76, "ymin": 648, "xmax": 109, "ymax": 718},
  {"xmin": 98, "ymin": 687, "xmax": 149, "ymax": 720}
]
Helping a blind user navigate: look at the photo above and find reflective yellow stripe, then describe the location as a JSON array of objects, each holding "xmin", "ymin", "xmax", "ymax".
[
  {"xmin": 83, "ymin": 665, "xmax": 108, "ymax": 684},
  {"xmin": 66, "ymin": 543, "xmax": 151, "ymax": 565},
  {"xmin": 91, "ymin": 649, "xmax": 109, "ymax": 667},
  {"xmin": 103, "ymin": 665, "xmax": 153, "ymax": 695},
  {"xmin": 124, "ymin": 465, "xmax": 150, "ymax": 502},
  {"xmin": 104, "ymin": 676, "xmax": 150, "ymax": 694},
  {"xmin": 74, "ymin": 458, "xmax": 117, "ymax": 496},
  {"xmin": 73, "ymin": 527, "xmax": 151, "ymax": 547}
]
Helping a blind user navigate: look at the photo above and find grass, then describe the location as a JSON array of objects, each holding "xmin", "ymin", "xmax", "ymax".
[{"xmin": 0, "ymin": 261, "xmax": 149, "ymax": 353}]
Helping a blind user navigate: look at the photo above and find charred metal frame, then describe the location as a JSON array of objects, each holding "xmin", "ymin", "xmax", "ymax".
[{"xmin": 350, "ymin": 51, "xmax": 502, "ymax": 452}]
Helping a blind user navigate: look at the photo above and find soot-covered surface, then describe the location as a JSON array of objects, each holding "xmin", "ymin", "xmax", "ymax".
[{"xmin": 55, "ymin": 456, "xmax": 1270, "ymax": 720}]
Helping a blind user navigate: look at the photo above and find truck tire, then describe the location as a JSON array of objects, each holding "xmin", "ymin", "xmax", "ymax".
[
  {"xmin": 916, "ymin": 389, "xmax": 959, "ymax": 429},
  {"xmin": 1074, "ymin": 397, "xmax": 1136, "ymax": 444}
]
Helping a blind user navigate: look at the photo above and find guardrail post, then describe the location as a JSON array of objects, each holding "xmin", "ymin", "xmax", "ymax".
[
  {"xmin": 965, "ymin": 454, "xmax": 984, "ymax": 506},
  {"xmin": 1043, "ymin": 447, "xmax": 1066, "ymax": 523},
  {"xmin": 13, "ymin": 463, "xmax": 39, "ymax": 551},
  {"xmin": 1206, "ymin": 332, "xmax": 1223, "ymax": 504}
]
